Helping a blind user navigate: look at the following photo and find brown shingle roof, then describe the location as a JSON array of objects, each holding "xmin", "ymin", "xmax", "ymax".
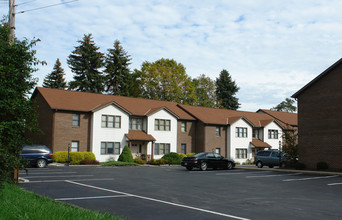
[
  {"xmin": 178, "ymin": 104, "xmax": 283, "ymax": 128},
  {"xmin": 257, "ymin": 109, "xmax": 298, "ymax": 127},
  {"xmin": 125, "ymin": 130, "xmax": 156, "ymax": 141},
  {"xmin": 33, "ymin": 87, "xmax": 195, "ymax": 120},
  {"xmin": 251, "ymin": 139, "xmax": 271, "ymax": 148}
]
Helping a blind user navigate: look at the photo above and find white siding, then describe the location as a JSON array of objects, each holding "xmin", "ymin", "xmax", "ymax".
[
  {"xmin": 228, "ymin": 119, "xmax": 253, "ymax": 163},
  {"xmin": 147, "ymin": 109, "xmax": 177, "ymax": 159},
  {"xmin": 92, "ymin": 105, "xmax": 129, "ymax": 162},
  {"xmin": 263, "ymin": 122, "xmax": 283, "ymax": 150}
]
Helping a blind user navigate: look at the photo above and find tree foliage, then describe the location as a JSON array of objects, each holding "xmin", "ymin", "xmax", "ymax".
[
  {"xmin": 138, "ymin": 58, "xmax": 197, "ymax": 104},
  {"xmin": 42, "ymin": 58, "xmax": 67, "ymax": 89},
  {"xmin": 104, "ymin": 40, "xmax": 132, "ymax": 96},
  {"xmin": 67, "ymin": 34, "xmax": 104, "ymax": 93},
  {"xmin": 118, "ymin": 146, "xmax": 134, "ymax": 163},
  {"xmin": 192, "ymin": 74, "xmax": 217, "ymax": 108},
  {"xmin": 0, "ymin": 22, "xmax": 40, "ymax": 185},
  {"xmin": 282, "ymin": 131, "xmax": 298, "ymax": 168},
  {"xmin": 271, "ymin": 98, "xmax": 297, "ymax": 112},
  {"xmin": 215, "ymin": 69, "xmax": 240, "ymax": 110}
]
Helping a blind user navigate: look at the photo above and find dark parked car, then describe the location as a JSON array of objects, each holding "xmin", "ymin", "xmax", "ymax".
[
  {"xmin": 181, "ymin": 152, "xmax": 235, "ymax": 171},
  {"xmin": 254, "ymin": 150, "xmax": 283, "ymax": 168},
  {"xmin": 20, "ymin": 145, "xmax": 53, "ymax": 168}
]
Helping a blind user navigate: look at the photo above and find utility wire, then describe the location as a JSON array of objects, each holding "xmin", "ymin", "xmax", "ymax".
[
  {"xmin": 16, "ymin": 0, "xmax": 38, "ymax": 6},
  {"xmin": 16, "ymin": 0, "xmax": 78, "ymax": 14}
]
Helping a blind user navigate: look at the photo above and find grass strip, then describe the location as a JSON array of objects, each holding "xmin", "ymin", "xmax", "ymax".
[
  {"xmin": 0, "ymin": 183, "xmax": 125, "ymax": 220},
  {"xmin": 100, "ymin": 161, "xmax": 138, "ymax": 166}
]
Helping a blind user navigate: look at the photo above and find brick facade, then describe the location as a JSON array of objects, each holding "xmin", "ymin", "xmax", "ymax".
[
  {"xmin": 52, "ymin": 111, "xmax": 91, "ymax": 152},
  {"xmin": 177, "ymin": 120, "xmax": 196, "ymax": 154},
  {"xmin": 294, "ymin": 59, "xmax": 342, "ymax": 170}
]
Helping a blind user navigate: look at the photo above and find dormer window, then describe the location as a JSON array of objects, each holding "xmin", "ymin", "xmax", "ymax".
[{"xmin": 130, "ymin": 118, "xmax": 143, "ymax": 130}]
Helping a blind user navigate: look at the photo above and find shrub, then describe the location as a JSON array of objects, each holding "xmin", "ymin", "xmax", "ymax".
[
  {"xmin": 83, "ymin": 152, "xmax": 96, "ymax": 161},
  {"xmin": 148, "ymin": 159, "xmax": 166, "ymax": 165},
  {"xmin": 178, "ymin": 153, "xmax": 186, "ymax": 158},
  {"xmin": 162, "ymin": 152, "xmax": 183, "ymax": 164},
  {"xmin": 101, "ymin": 161, "xmax": 137, "ymax": 166},
  {"xmin": 69, "ymin": 152, "xmax": 85, "ymax": 165},
  {"xmin": 52, "ymin": 151, "xmax": 68, "ymax": 163},
  {"xmin": 80, "ymin": 160, "xmax": 100, "ymax": 165},
  {"xmin": 317, "ymin": 161, "xmax": 329, "ymax": 170},
  {"xmin": 186, "ymin": 153, "xmax": 196, "ymax": 157},
  {"xmin": 118, "ymin": 146, "xmax": 134, "ymax": 163},
  {"xmin": 134, "ymin": 158, "xmax": 146, "ymax": 165},
  {"xmin": 294, "ymin": 162, "xmax": 306, "ymax": 170},
  {"xmin": 242, "ymin": 159, "xmax": 253, "ymax": 165}
]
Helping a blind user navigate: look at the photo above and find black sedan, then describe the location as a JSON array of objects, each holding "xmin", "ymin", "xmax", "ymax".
[{"xmin": 181, "ymin": 152, "xmax": 235, "ymax": 171}]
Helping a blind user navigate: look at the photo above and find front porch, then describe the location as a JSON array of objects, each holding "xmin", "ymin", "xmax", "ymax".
[{"xmin": 125, "ymin": 130, "xmax": 156, "ymax": 161}]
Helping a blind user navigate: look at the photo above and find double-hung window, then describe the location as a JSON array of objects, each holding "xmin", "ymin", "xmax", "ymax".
[
  {"xmin": 236, "ymin": 127, "xmax": 247, "ymax": 138},
  {"xmin": 216, "ymin": 127, "xmax": 221, "ymax": 137},
  {"xmin": 268, "ymin": 130, "xmax": 278, "ymax": 139},
  {"xmin": 154, "ymin": 143, "xmax": 170, "ymax": 155},
  {"xmin": 181, "ymin": 144, "xmax": 186, "ymax": 154},
  {"xmin": 71, "ymin": 141, "xmax": 79, "ymax": 152},
  {"xmin": 181, "ymin": 122, "xmax": 187, "ymax": 132},
  {"xmin": 101, "ymin": 115, "xmax": 121, "ymax": 128},
  {"xmin": 72, "ymin": 114, "xmax": 80, "ymax": 127},
  {"xmin": 101, "ymin": 142, "xmax": 120, "ymax": 155},
  {"xmin": 235, "ymin": 148, "xmax": 247, "ymax": 159},
  {"xmin": 155, "ymin": 119, "xmax": 171, "ymax": 131},
  {"xmin": 130, "ymin": 118, "xmax": 143, "ymax": 130}
]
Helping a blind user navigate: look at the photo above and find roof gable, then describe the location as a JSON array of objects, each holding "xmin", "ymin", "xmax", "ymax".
[
  {"xmin": 292, "ymin": 58, "xmax": 342, "ymax": 98},
  {"xmin": 257, "ymin": 109, "xmax": 297, "ymax": 127}
]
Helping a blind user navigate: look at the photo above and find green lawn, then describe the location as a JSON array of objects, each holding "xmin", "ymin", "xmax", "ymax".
[{"xmin": 0, "ymin": 183, "xmax": 125, "ymax": 220}]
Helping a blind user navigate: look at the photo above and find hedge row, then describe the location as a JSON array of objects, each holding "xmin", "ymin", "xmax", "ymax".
[{"xmin": 52, "ymin": 151, "xmax": 96, "ymax": 164}]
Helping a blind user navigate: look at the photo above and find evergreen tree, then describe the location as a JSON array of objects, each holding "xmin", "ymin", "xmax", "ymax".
[
  {"xmin": 67, "ymin": 34, "xmax": 104, "ymax": 93},
  {"xmin": 215, "ymin": 69, "xmax": 240, "ymax": 110},
  {"xmin": 104, "ymin": 40, "xmax": 132, "ymax": 96},
  {"xmin": 42, "ymin": 58, "xmax": 67, "ymax": 89},
  {"xmin": 0, "ymin": 22, "xmax": 40, "ymax": 184}
]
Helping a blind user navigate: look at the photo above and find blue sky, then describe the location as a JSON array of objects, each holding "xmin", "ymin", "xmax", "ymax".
[{"xmin": 1, "ymin": 0, "xmax": 342, "ymax": 111}]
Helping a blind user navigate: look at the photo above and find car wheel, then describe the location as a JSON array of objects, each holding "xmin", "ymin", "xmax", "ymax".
[
  {"xmin": 256, "ymin": 161, "xmax": 263, "ymax": 168},
  {"xmin": 227, "ymin": 162, "xmax": 233, "ymax": 170},
  {"xmin": 186, "ymin": 166, "xmax": 193, "ymax": 171},
  {"xmin": 36, "ymin": 159, "xmax": 47, "ymax": 168},
  {"xmin": 200, "ymin": 162, "xmax": 207, "ymax": 171},
  {"xmin": 268, "ymin": 165, "xmax": 274, "ymax": 168}
]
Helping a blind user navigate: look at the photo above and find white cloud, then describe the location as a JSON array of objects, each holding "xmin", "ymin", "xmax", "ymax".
[{"xmin": 1, "ymin": 0, "xmax": 342, "ymax": 111}]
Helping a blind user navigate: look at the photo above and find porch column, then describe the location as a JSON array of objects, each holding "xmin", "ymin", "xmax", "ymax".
[
  {"xmin": 128, "ymin": 141, "xmax": 132, "ymax": 150},
  {"xmin": 151, "ymin": 141, "xmax": 154, "ymax": 160}
]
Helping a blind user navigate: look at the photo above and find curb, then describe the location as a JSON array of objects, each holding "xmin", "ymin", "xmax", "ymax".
[{"xmin": 236, "ymin": 166, "xmax": 342, "ymax": 176}]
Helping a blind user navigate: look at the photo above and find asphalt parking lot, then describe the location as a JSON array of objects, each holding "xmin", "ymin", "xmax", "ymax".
[{"xmin": 19, "ymin": 166, "xmax": 342, "ymax": 220}]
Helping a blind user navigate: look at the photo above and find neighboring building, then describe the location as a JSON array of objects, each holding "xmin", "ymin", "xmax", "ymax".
[
  {"xmin": 31, "ymin": 87, "xmax": 296, "ymax": 163},
  {"xmin": 292, "ymin": 58, "xmax": 342, "ymax": 170}
]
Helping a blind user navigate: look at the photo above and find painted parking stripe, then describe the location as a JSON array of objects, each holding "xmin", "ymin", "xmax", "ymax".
[
  {"xmin": 246, "ymin": 173, "xmax": 301, "ymax": 178},
  {"xmin": 283, "ymin": 175, "xmax": 339, "ymax": 182},
  {"xmin": 66, "ymin": 180, "xmax": 250, "ymax": 220},
  {"xmin": 327, "ymin": 183, "xmax": 342, "ymax": 186},
  {"xmin": 24, "ymin": 175, "xmax": 93, "ymax": 179},
  {"xmin": 20, "ymin": 172, "xmax": 78, "ymax": 175},
  {"xmin": 22, "ymin": 178, "xmax": 115, "ymax": 183},
  {"xmin": 56, "ymin": 195, "xmax": 132, "ymax": 201}
]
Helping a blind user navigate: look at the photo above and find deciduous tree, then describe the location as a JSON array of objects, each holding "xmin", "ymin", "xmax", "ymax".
[
  {"xmin": 67, "ymin": 34, "xmax": 104, "ymax": 93},
  {"xmin": 215, "ymin": 69, "xmax": 240, "ymax": 110},
  {"xmin": 193, "ymin": 74, "xmax": 217, "ymax": 108},
  {"xmin": 0, "ymin": 22, "xmax": 41, "ymax": 185},
  {"xmin": 138, "ymin": 58, "xmax": 197, "ymax": 104},
  {"xmin": 271, "ymin": 98, "xmax": 297, "ymax": 112},
  {"xmin": 42, "ymin": 58, "xmax": 67, "ymax": 89}
]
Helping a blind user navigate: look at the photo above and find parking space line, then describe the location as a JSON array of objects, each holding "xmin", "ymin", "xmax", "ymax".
[
  {"xmin": 246, "ymin": 173, "xmax": 301, "ymax": 178},
  {"xmin": 216, "ymin": 172, "xmax": 255, "ymax": 176},
  {"xmin": 20, "ymin": 172, "xmax": 78, "ymax": 175},
  {"xmin": 65, "ymin": 180, "xmax": 250, "ymax": 220},
  {"xmin": 23, "ymin": 175, "xmax": 93, "ymax": 179},
  {"xmin": 21, "ymin": 178, "xmax": 115, "ymax": 183},
  {"xmin": 283, "ymin": 175, "xmax": 339, "ymax": 182},
  {"xmin": 56, "ymin": 195, "xmax": 132, "ymax": 201},
  {"xmin": 327, "ymin": 183, "xmax": 342, "ymax": 186}
]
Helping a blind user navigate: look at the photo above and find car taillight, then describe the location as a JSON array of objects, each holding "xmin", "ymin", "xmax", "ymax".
[
  {"xmin": 191, "ymin": 158, "xmax": 197, "ymax": 161},
  {"xmin": 49, "ymin": 153, "xmax": 53, "ymax": 158}
]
